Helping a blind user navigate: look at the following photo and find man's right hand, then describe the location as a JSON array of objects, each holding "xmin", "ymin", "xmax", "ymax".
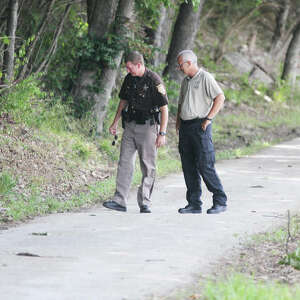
[{"xmin": 109, "ymin": 123, "xmax": 117, "ymax": 135}]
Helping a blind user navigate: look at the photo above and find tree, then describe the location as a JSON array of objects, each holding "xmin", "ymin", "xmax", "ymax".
[
  {"xmin": 163, "ymin": 0, "xmax": 206, "ymax": 82},
  {"xmin": 282, "ymin": 19, "xmax": 300, "ymax": 87},
  {"xmin": 152, "ymin": 4, "xmax": 176, "ymax": 68},
  {"xmin": 71, "ymin": 0, "xmax": 119, "ymax": 117},
  {"xmin": 72, "ymin": 0, "xmax": 134, "ymax": 135},
  {"xmin": 94, "ymin": 0, "xmax": 134, "ymax": 134},
  {"xmin": 1, "ymin": 0, "xmax": 18, "ymax": 84},
  {"xmin": 271, "ymin": 0, "xmax": 291, "ymax": 55}
]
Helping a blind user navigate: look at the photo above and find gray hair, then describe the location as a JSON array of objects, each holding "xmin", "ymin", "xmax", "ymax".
[
  {"xmin": 177, "ymin": 50, "xmax": 198, "ymax": 64},
  {"xmin": 125, "ymin": 51, "xmax": 144, "ymax": 65}
]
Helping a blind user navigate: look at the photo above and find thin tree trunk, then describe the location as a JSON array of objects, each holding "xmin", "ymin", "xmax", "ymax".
[
  {"xmin": 35, "ymin": 3, "xmax": 72, "ymax": 74},
  {"xmin": 282, "ymin": 20, "xmax": 300, "ymax": 87},
  {"xmin": 2, "ymin": 0, "xmax": 18, "ymax": 84},
  {"xmin": 18, "ymin": 0, "xmax": 56, "ymax": 80},
  {"xmin": 95, "ymin": 0, "xmax": 134, "ymax": 134},
  {"xmin": 163, "ymin": 0, "xmax": 205, "ymax": 83}
]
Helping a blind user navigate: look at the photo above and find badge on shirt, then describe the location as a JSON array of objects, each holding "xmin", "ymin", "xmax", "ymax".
[{"xmin": 157, "ymin": 84, "xmax": 166, "ymax": 95}]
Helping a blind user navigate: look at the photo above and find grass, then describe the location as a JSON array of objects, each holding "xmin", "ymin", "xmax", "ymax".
[{"xmin": 202, "ymin": 274, "xmax": 300, "ymax": 300}]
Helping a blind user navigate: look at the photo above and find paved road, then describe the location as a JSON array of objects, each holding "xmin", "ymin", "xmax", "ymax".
[{"xmin": 1, "ymin": 138, "xmax": 300, "ymax": 300}]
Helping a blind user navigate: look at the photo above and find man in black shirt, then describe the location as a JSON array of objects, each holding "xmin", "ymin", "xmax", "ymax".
[{"xmin": 103, "ymin": 51, "xmax": 168, "ymax": 213}]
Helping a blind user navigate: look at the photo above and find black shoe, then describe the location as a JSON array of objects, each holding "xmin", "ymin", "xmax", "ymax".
[
  {"xmin": 207, "ymin": 205, "xmax": 226, "ymax": 214},
  {"xmin": 103, "ymin": 200, "xmax": 126, "ymax": 212},
  {"xmin": 140, "ymin": 205, "xmax": 151, "ymax": 213},
  {"xmin": 178, "ymin": 205, "xmax": 202, "ymax": 214},
  {"xmin": 178, "ymin": 204, "xmax": 194, "ymax": 213}
]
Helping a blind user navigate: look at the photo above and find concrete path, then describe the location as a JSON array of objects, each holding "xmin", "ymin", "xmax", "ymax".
[{"xmin": 1, "ymin": 138, "xmax": 300, "ymax": 300}]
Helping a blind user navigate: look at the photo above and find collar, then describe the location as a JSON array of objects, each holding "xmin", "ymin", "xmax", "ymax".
[{"xmin": 186, "ymin": 68, "xmax": 202, "ymax": 81}]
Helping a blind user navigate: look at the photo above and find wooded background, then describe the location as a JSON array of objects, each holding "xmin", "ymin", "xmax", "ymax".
[{"xmin": 0, "ymin": 0, "xmax": 299, "ymax": 134}]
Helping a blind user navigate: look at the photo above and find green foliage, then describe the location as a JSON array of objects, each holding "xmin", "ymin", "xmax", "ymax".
[
  {"xmin": 0, "ymin": 172, "xmax": 16, "ymax": 197},
  {"xmin": 272, "ymin": 79, "xmax": 293, "ymax": 102},
  {"xmin": 72, "ymin": 141, "xmax": 92, "ymax": 161},
  {"xmin": 98, "ymin": 138, "xmax": 119, "ymax": 161},
  {"xmin": 280, "ymin": 246, "xmax": 300, "ymax": 270},
  {"xmin": 135, "ymin": 0, "xmax": 174, "ymax": 29},
  {"xmin": 0, "ymin": 76, "xmax": 47, "ymax": 122}
]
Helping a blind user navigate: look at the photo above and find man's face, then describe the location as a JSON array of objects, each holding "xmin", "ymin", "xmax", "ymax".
[
  {"xmin": 177, "ymin": 56, "xmax": 189, "ymax": 75},
  {"xmin": 126, "ymin": 61, "xmax": 140, "ymax": 76}
]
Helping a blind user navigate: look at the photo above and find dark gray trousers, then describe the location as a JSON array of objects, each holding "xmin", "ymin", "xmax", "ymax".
[{"xmin": 179, "ymin": 119, "xmax": 227, "ymax": 208}]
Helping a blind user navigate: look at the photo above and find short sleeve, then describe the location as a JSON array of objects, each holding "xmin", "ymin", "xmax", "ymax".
[
  {"xmin": 204, "ymin": 73, "xmax": 223, "ymax": 100},
  {"xmin": 150, "ymin": 72, "xmax": 168, "ymax": 107}
]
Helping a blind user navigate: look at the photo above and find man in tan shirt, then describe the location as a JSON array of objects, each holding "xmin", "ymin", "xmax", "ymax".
[{"xmin": 176, "ymin": 50, "xmax": 227, "ymax": 214}]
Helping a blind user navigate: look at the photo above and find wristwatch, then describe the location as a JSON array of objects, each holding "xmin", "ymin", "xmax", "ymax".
[
  {"xmin": 205, "ymin": 117, "xmax": 212, "ymax": 121},
  {"xmin": 159, "ymin": 131, "xmax": 166, "ymax": 136}
]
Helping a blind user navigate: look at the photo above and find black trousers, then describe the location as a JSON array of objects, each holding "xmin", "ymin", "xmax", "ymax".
[{"xmin": 179, "ymin": 119, "xmax": 227, "ymax": 208}]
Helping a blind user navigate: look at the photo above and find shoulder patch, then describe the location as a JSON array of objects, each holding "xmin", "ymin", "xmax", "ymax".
[{"xmin": 157, "ymin": 84, "xmax": 166, "ymax": 95}]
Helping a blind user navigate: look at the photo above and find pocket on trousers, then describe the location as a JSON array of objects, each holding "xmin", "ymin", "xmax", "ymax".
[
  {"xmin": 197, "ymin": 130, "xmax": 214, "ymax": 152},
  {"xmin": 198, "ymin": 150, "xmax": 215, "ymax": 167}
]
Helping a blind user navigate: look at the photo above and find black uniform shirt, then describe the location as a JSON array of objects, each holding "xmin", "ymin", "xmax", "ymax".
[{"xmin": 119, "ymin": 68, "xmax": 168, "ymax": 112}]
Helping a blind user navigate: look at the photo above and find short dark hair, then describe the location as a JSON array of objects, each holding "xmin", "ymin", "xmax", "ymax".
[{"xmin": 125, "ymin": 51, "xmax": 144, "ymax": 65}]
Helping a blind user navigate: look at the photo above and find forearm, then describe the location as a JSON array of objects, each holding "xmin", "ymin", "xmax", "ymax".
[
  {"xmin": 159, "ymin": 105, "xmax": 168, "ymax": 133},
  {"xmin": 112, "ymin": 99, "xmax": 128, "ymax": 125},
  {"xmin": 207, "ymin": 94, "xmax": 225, "ymax": 119}
]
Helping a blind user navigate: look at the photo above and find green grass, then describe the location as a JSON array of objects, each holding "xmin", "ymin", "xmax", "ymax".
[
  {"xmin": 0, "ymin": 171, "xmax": 16, "ymax": 197},
  {"xmin": 202, "ymin": 274, "xmax": 300, "ymax": 300},
  {"xmin": 216, "ymin": 140, "xmax": 271, "ymax": 160}
]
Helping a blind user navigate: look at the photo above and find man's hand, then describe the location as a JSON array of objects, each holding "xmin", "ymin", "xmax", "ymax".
[
  {"xmin": 156, "ymin": 135, "xmax": 166, "ymax": 148},
  {"xmin": 109, "ymin": 123, "xmax": 117, "ymax": 135},
  {"xmin": 201, "ymin": 119, "xmax": 211, "ymax": 131}
]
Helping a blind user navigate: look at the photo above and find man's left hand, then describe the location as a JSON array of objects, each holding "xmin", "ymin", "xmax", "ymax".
[
  {"xmin": 201, "ymin": 119, "xmax": 211, "ymax": 131},
  {"xmin": 156, "ymin": 135, "xmax": 166, "ymax": 148}
]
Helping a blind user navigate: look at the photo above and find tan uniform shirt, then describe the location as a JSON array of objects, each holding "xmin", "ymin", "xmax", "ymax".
[{"xmin": 178, "ymin": 69, "xmax": 223, "ymax": 121}]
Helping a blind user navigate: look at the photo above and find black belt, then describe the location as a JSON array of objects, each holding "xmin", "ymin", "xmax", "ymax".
[{"xmin": 180, "ymin": 118, "xmax": 204, "ymax": 125}]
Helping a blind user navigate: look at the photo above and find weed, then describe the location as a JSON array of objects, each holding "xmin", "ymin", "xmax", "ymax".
[
  {"xmin": 280, "ymin": 246, "xmax": 300, "ymax": 270},
  {"xmin": 72, "ymin": 141, "xmax": 91, "ymax": 161},
  {"xmin": 0, "ymin": 172, "xmax": 16, "ymax": 197}
]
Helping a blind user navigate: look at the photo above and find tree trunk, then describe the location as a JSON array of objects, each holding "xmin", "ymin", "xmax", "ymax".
[
  {"xmin": 163, "ymin": 0, "xmax": 205, "ymax": 82},
  {"xmin": 72, "ymin": 0, "xmax": 118, "ymax": 115},
  {"xmin": 94, "ymin": 0, "xmax": 134, "ymax": 134},
  {"xmin": 87, "ymin": 0, "xmax": 118, "ymax": 38},
  {"xmin": 1, "ymin": 0, "xmax": 18, "ymax": 84},
  {"xmin": 282, "ymin": 20, "xmax": 300, "ymax": 87},
  {"xmin": 152, "ymin": 4, "xmax": 176, "ymax": 68},
  {"xmin": 271, "ymin": 0, "xmax": 291, "ymax": 56}
]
